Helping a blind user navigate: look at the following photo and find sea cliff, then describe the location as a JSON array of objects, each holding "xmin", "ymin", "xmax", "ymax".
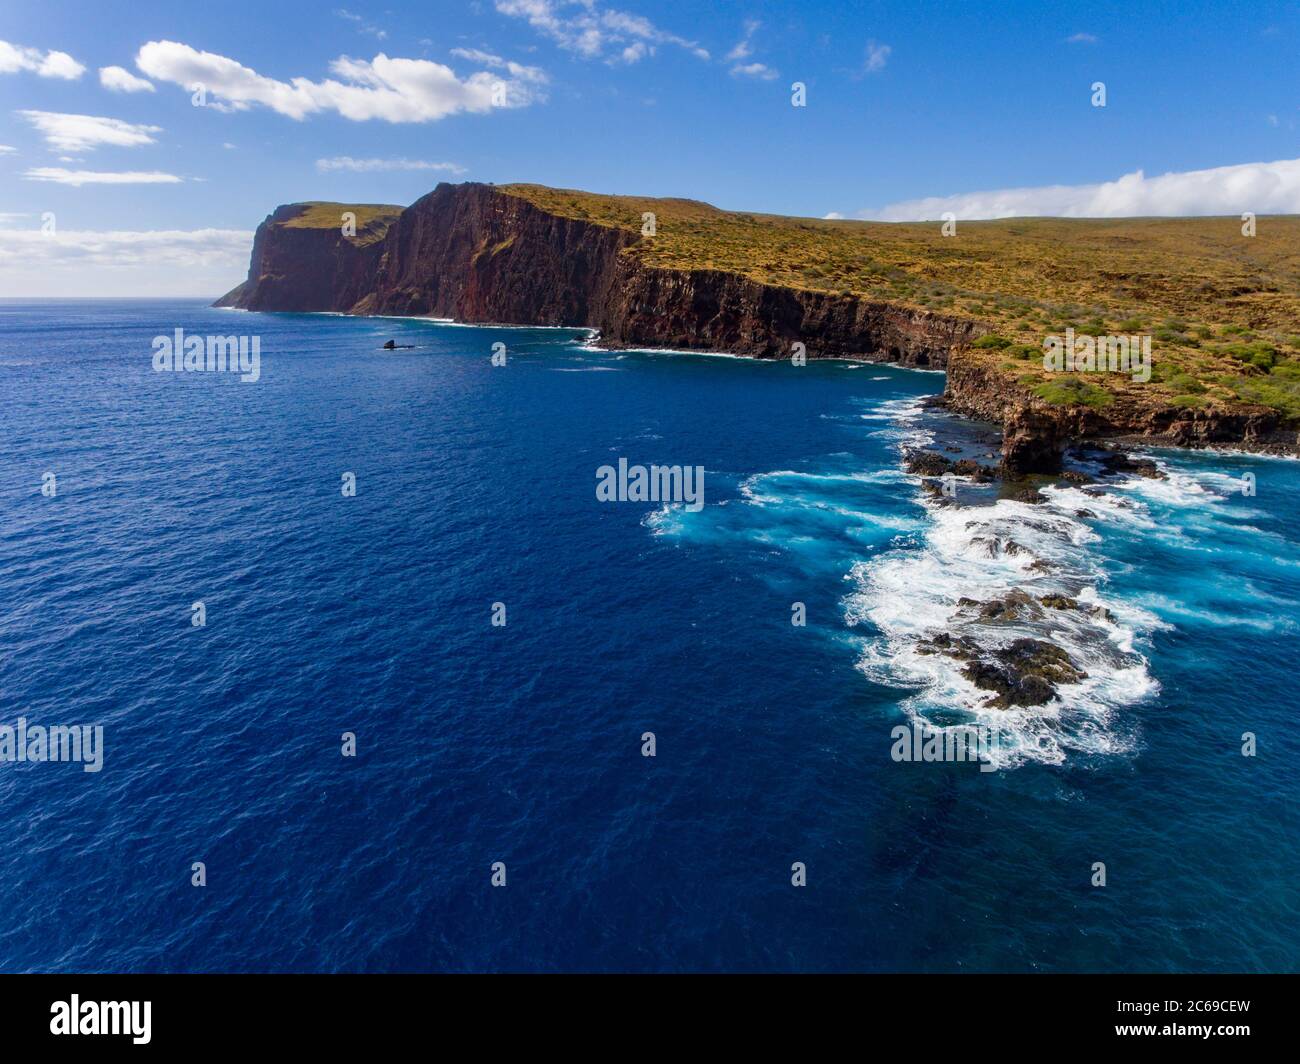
[{"xmin": 217, "ymin": 182, "xmax": 1300, "ymax": 470}]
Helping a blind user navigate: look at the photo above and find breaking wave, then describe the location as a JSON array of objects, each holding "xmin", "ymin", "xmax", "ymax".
[
  {"xmin": 645, "ymin": 388, "xmax": 1284, "ymax": 770},
  {"xmin": 842, "ymin": 399, "xmax": 1177, "ymax": 768}
]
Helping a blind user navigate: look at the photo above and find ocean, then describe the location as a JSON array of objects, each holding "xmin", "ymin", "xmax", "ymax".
[{"xmin": 1, "ymin": 298, "xmax": 1297, "ymax": 972}]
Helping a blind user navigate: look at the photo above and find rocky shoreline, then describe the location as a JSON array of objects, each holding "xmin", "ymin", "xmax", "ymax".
[{"xmin": 895, "ymin": 435, "xmax": 1178, "ymax": 710}]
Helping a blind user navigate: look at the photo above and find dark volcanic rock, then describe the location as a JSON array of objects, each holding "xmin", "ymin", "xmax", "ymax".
[
  {"xmin": 971, "ymin": 589, "xmax": 1041, "ymax": 621},
  {"xmin": 1003, "ymin": 480, "xmax": 1046, "ymax": 505},
  {"xmin": 922, "ymin": 627, "xmax": 1088, "ymax": 707},
  {"xmin": 904, "ymin": 451, "xmax": 997, "ymax": 481},
  {"xmin": 1096, "ymin": 451, "xmax": 1167, "ymax": 480},
  {"xmin": 952, "ymin": 458, "xmax": 995, "ymax": 481},
  {"xmin": 916, "ymin": 632, "xmax": 981, "ymax": 661},
  {"xmin": 968, "ymin": 535, "xmax": 1031, "ymax": 559},
  {"xmin": 905, "ymin": 450, "xmax": 954, "ymax": 477},
  {"xmin": 964, "ymin": 638, "xmax": 1088, "ymax": 708},
  {"xmin": 1001, "ymin": 409, "xmax": 1066, "ymax": 476}
]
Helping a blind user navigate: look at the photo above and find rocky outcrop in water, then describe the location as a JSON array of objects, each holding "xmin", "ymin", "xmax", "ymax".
[{"xmin": 916, "ymin": 625, "xmax": 1089, "ymax": 709}]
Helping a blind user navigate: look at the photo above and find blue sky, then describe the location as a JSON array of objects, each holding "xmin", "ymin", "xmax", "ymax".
[{"xmin": 1, "ymin": 0, "xmax": 1297, "ymax": 295}]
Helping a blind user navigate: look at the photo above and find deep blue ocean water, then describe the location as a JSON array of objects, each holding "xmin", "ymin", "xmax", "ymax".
[{"xmin": 2, "ymin": 298, "xmax": 1297, "ymax": 972}]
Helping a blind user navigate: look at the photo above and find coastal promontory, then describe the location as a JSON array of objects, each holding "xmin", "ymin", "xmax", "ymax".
[{"xmin": 218, "ymin": 182, "xmax": 1300, "ymax": 469}]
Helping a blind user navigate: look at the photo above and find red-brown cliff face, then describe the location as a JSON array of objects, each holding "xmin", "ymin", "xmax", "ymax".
[
  {"xmin": 214, "ymin": 203, "xmax": 400, "ymax": 313},
  {"xmin": 359, "ymin": 182, "xmax": 633, "ymax": 324},
  {"xmin": 597, "ymin": 258, "xmax": 981, "ymax": 365}
]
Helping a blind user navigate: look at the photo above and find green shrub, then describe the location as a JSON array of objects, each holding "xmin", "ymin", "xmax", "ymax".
[
  {"xmin": 1233, "ymin": 373, "xmax": 1300, "ymax": 418},
  {"xmin": 1033, "ymin": 377, "xmax": 1114, "ymax": 409},
  {"xmin": 1167, "ymin": 373, "xmax": 1206, "ymax": 394},
  {"xmin": 1220, "ymin": 342, "xmax": 1277, "ymax": 370}
]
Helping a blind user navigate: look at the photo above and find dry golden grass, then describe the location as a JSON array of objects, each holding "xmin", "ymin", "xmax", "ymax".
[{"xmin": 280, "ymin": 202, "xmax": 403, "ymax": 246}]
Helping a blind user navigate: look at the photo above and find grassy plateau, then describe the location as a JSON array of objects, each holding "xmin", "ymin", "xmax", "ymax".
[{"xmin": 500, "ymin": 184, "xmax": 1300, "ymax": 422}]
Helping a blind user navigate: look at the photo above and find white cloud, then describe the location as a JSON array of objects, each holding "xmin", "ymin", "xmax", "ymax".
[
  {"xmin": 0, "ymin": 144, "xmax": 16, "ymax": 154},
  {"xmin": 0, "ymin": 227, "xmax": 254, "ymax": 297},
  {"xmin": 862, "ymin": 40, "xmax": 891, "ymax": 74},
  {"xmin": 1066, "ymin": 33, "xmax": 1099, "ymax": 44},
  {"xmin": 447, "ymin": 47, "xmax": 547, "ymax": 82},
  {"xmin": 618, "ymin": 41, "xmax": 649, "ymax": 64},
  {"xmin": 23, "ymin": 168, "xmax": 183, "ymax": 186},
  {"xmin": 730, "ymin": 62, "xmax": 777, "ymax": 80},
  {"xmin": 336, "ymin": 8, "xmax": 388, "ymax": 40},
  {"xmin": 316, "ymin": 156, "xmax": 466, "ymax": 174},
  {"xmin": 40, "ymin": 51, "xmax": 86, "ymax": 79},
  {"xmin": 495, "ymin": 0, "xmax": 708, "ymax": 61},
  {"xmin": 823, "ymin": 212, "xmax": 845, "ymax": 220},
  {"xmin": 726, "ymin": 20, "xmax": 776, "ymax": 77},
  {"xmin": 859, "ymin": 158, "xmax": 1300, "ymax": 220},
  {"xmin": 135, "ymin": 40, "xmax": 547, "ymax": 121},
  {"xmin": 725, "ymin": 19, "xmax": 760, "ymax": 62},
  {"xmin": 0, "ymin": 39, "xmax": 86, "ymax": 79},
  {"xmin": 17, "ymin": 110, "xmax": 162, "ymax": 153},
  {"xmin": 100, "ymin": 65, "xmax": 155, "ymax": 92},
  {"xmin": 450, "ymin": 47, "xmax": 503, "ymax": 65}
]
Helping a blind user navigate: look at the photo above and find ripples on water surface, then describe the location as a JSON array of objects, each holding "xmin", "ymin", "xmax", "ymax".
[{"xmin": 1, "ymin": 299, "xmax": 1297, "ymax": 972}]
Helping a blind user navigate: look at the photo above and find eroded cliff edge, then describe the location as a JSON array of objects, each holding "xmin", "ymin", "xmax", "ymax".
[
  {"xmin": 215, "ymin": 202, "xmax": 403, "ymax": 313},
  {"xmin": 216, "ymin": 183, "xmax": 1299, "ymax": 471}
]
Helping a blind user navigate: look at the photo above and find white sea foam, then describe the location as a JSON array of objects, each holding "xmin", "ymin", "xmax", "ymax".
[
  {"xmin": 845, "ymin": 401, "xmax": 1163, "ymax": 768},
  {"xmin": 647, "ymin": 389, "xmax": 1179, "ymax": 768},
  {"xmin": 643, "ymin": 503, "xmax": 683, "ymax": 537}
]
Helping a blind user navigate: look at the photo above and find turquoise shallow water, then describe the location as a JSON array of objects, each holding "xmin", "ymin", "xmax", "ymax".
[{"xmin": 1, "ymin": 298, "xmax": 1297, "ymax": 971}]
